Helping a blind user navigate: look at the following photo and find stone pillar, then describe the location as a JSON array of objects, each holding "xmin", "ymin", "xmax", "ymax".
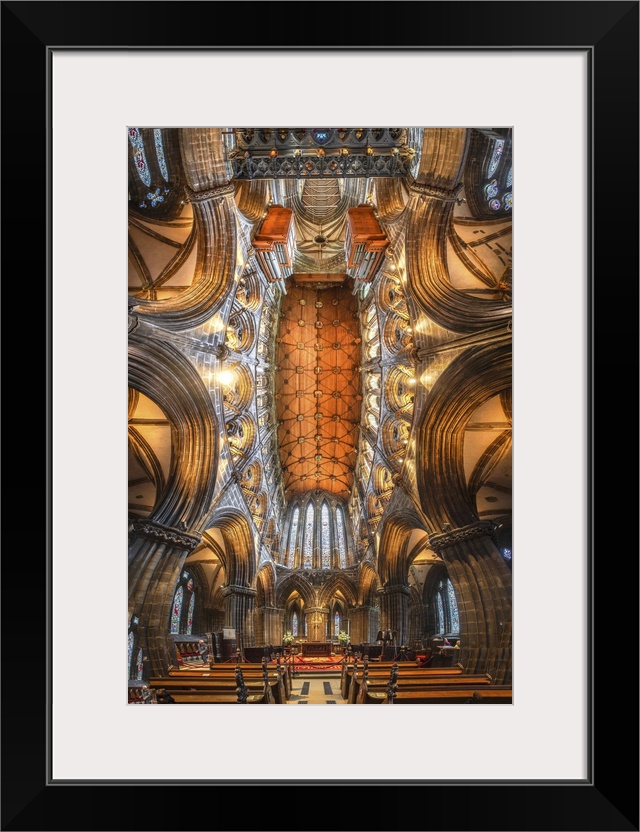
[
  {"xmin": 128, "ymin": 519, "xmax": 201, "ymax": 677},
  {"xmin": 305, "ymin": 607, "xmax": 330, "ymax": 642},
  {"xmin": 378, "ymin": 584, "xmax": 411, "ymax": 647},
  {"xmin": 429, "ymin": 522, "xmax": 512, "ymax": 684},
  {"xmin": 349, "ymin": 606, "xmax": 378, "ymax": 644},
  {"xmin": 221, "ymin": 585, "xmax": 257, "ymax": 648},
  {"xmin": 257, "ymin": 606, "xmax": 284, "ymax": 646}
]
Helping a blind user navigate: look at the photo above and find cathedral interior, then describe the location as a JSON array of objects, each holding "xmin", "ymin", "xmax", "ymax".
[{"xmin": 127, "ymin": 126, "xmax": 513, "ymax": 699}]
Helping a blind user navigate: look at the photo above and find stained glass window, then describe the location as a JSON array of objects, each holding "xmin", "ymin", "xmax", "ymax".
[
  {"xmin": 292, "ymin": 612, "xmax": 299, "ymax": 636},
  {"xmin": 487, "ymin": 139, "xmax": 505, "ymax": 178},
  {"xmin": 186, "ymin": 591, "xmax": 195, "ymax": 635},
  {"xmin": 128, "ymin": 631, "xmax": 134, "ymax": 675},
  {"xmin": 436, "ymin": 594, "xmax": 445, "ymax": 634},
  {"xmin": 154, "ymin": 128, "xmax": 169, "ymax": 181},
  {"xmin": 288, "ymin": 506, "xmax": 300, "ymax": 565},
  {"xmin": 321, "ymin": 503, "xmax": 331, "ymax": 567},
  {"xmin": 336, "ymin": 507, "xmax": 347, "ymax": 568},
  {"xmin": 128, "ymin": 128, "xmax": 151, "ymax": 187},
  {"xmin": 334, "ymin": 611, "xmax": 340, "ymax": 635},
  {"xmin": 303, "ymin": 503, "xmax": 314, "ymax": 568},
  {"xmin": 136, "ymin": 648, "xmax": 143, "ymax": 680},
  {"xmin": 484, "ymin": 179, "xmax": 499, "ymax": 200},
  {"xmin": 170, "ymin": 586, "xmax": 183, "ymax": 633},
  {"xmin": 447, "ymin": 579, "xmax": 460, "ymax": 633}
]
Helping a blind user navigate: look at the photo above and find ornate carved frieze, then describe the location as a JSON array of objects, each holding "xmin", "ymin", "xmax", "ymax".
[
  {"xmin": 379, "ymin": 584, "xmax": 411, "ymax": 596},
  {"xmin": 221, "ymin": 584, "xmax": 257, "ymax": 598},
  {"xmin": 131, "ymin": 519, "xmax": 200, "ymax": 551},
  {"xmin": 186, "ymin": 182, "xmax": 235, "ymax": 202},
  {"xmin": 408, "ymin": 180, "xmax": 464, "ymax": 202},
  {"xmin": 428, "ymin": 520, "xmax": 496, "ymax": 553}
]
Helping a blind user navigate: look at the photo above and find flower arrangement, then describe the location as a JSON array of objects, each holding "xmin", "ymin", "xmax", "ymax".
[
  {"xmin": 337, "ymin": 630, "xmax": 349, "ymax": 645},
  {"xmin": 282, "ymin": 632, "xmax": 295, "ymax": 646}
]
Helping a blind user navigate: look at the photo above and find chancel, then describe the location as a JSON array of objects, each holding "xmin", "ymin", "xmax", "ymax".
[{"xmin": 128, "ymin": 126, "xmax": 513, "ymax": 705}]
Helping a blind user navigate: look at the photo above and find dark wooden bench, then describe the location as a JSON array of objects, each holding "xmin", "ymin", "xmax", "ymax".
[
  {"xmin": 151, "ymin": 659, "xmax": 287, "ymax": 703},
  {"xmin": 353, "ymin": 662, "xmax": 511, "ymax": 704},
  {"xmin": 362, "ymin": 688, "xmax": 513, "ymax": 704},
  {"xmin": 342, "ymin": 659, "xmax": 464, "ymax": 700},
  {"xmin": 166, "ymin": 657, "xmax": 291, "ymax": 700}
]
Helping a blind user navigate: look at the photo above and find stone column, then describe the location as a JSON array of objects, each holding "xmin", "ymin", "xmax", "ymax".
[
  {"xmin": 221, "ymin": 585, "xmax": 257, "ymax": 648},
  {"xmin": 257, "ymin": 606, "xmax": 284, "ymax": 646},
  {"xmin": 429, "ymin": 522, "xmax": 512, "ymax": 684},
  {"xmin": 378, "ymin": 584, "xmax": 411, "ymax": 648},
  {"xmin": 128, "ymin": 519, "xmax": 201, "ymax": 677},
  {"xmin": 349, "ymin": 605, "xmax": 378, "ymax": 644}
]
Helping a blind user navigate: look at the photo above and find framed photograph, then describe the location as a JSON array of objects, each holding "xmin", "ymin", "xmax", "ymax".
[{"xmin": 4, "ymin": 1, "xmax": 637, "ymax": 830}]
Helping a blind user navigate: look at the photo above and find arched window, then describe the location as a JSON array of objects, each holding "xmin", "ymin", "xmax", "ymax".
[
  {"xmin": 487, "ymin": 139, "xmax": 505, "ymax": 177},
  {"xmin": 288, "ymin": 506, "xmax": 300, "ymax": 566},
  {"xmin": 321, "ymin": 502, "xmax": 331, "ymax": 568},
  {"xmin": 170, "ymin": 586, "xmax": 184, "ymax": 633},
  {"xmin": 436, "ymin": 593, "xmax": 445, "ymax": 634},
  {"xmin": 186, "ymin": 591, "xmax": 195, "ymax": 635},
  {"xmin": 336, "ymin": 506, "xmax": 347, "ymax": 568},
  {"xmin": 334, "ymin": 611, "xmax": 340, "ymax": 636},
  {"xmin": 128, "ymin": 128, "xmax": 151, "ymax": 187},
  {"xmin": 136, "ymin": 648, "xmax": 144, "ymax": 680},
  {"xmin": 292, "ymin": 611, "xmax": 299, "ymax": 637},
  {"xmin": 446, "ymin": 579, "xmax": 459, "ymax": 633},
  {"xmin": 303, "ymin": 503, "xmax": 314, "ymax": 568},
  {"xmin": 153, "ymin": 128, "xmax": 169, "ymax": 182},
  {"xmin": 128, "ymin": 631, "xmax": 134, "ymax": 676}
]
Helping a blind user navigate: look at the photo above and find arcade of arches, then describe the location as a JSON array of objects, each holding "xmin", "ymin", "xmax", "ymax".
[{"xmin": 128, "ymin": 126, "xmax": 513, "ymax": 689}]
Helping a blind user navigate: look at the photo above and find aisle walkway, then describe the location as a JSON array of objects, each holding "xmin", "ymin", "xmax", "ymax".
[{"xmin": 287, "ymin": 674, "xmax": 346, "ymax": 704}]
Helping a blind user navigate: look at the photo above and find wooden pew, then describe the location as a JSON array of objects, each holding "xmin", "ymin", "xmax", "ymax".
[
  {"xmin": 169, "ymin": 656, "xmax": 292, "ymax": 698},
  {"xmin": 363, "ymin": 688, "xmax": 513, "ymax": 704},
  {"xmin": 340, "ymin": 659, "xmax": 463, "ymax": 699},
  {"xmin": 150, "ymin": 659, "xmax": 287, "ymax": 703},
  {"xmin": 354, "ymin": 662, "xmax": 511, "ymax": 704},
  {"xmin": 343, "ymin": 659, "xmax": 466, "ymax": 701}
]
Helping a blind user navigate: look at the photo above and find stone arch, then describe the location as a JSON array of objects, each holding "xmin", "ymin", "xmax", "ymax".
[
  {"xmin": 318, "ymin": 573, "xmax": 358, "ymax": 608},
  {"xmin": 358, "ymin": 563, "xmax": 380, "ymax": 606},
  {"xmin": 275, "ymin": 572, "xmax": 316, "ymax": 609},
  {"xmin": 128, "ymin": 128, "xmax": 237, "ymax": 330},
  {"xmin": 204, "ymin": 510, "xmax": 255, "ymax": 587},
  {"xmin": 226, "ymin": 308, "xmax": 256, "ymax": 354},
  {"xmin": 415, "ymin": 332, "xmax": 511, "ymax": 531},
  {"xmin": 377, "ymin": 509, "xmax": 429, "ymax": 587},
  {"xmin": 128, "ymin": 331, "xmax": 218, "ymax": 530},
  {"xmin": 382, "ymin": 310, "xmax": 412, "ymax": 355},
  {"xmin": 256, "ymin": 562, "xmax": 277, "ymax": 608},
  {"xmin": 240, "ymin": 461, "xmax": 262, "ymax": 494},
  {"xmin": 221, "ymin": 362, "xmax": 254, "ymax": 411}
]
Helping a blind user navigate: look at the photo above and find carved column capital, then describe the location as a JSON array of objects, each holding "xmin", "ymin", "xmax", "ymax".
[
  {"xmin": 428, "ymin": 520, "xmax": 496, "ymax": 553},
  {"xmin": 131, "ymin": 519, "xmax": 201, "ymax": 551},
  {"xmin": 186, "ymin": 182, "xmax": 235, "ymax": 202},
  {"xmin": 378, "ymin": 584, "xmax": 411, "ymax": 597},
  {"xmin": 220, "ymin": 584, "xmax": 257, "ymax": 599},
  {"xmin": 408, "ymin": 180, "xmax": 464, "ymax": 202}
]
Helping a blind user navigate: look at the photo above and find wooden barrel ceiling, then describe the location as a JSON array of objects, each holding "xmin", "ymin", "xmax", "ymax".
[{"xmin": 275, "ymin": 278, "xmax": 361, "ymax": 499}]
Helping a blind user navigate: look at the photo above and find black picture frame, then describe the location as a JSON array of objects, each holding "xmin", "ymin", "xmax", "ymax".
[{"xmin": 3, "ymin": 2, "xmax": 638, "ymax": 830}]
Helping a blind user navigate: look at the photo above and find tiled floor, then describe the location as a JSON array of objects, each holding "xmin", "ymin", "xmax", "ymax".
[{"xmin": 287, "ymin": 674, "xmax": 346, "ymax": 704}]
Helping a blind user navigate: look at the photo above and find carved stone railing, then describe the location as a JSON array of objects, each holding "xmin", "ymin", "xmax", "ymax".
[{"xmin": 229, "ymin": 152, "xmax": 411, "ymax": 180}]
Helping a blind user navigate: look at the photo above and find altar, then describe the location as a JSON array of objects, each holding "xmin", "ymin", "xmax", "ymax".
[{"xmin": 300, "ymin": 642, "xmax": 332, "ymax": 657}]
